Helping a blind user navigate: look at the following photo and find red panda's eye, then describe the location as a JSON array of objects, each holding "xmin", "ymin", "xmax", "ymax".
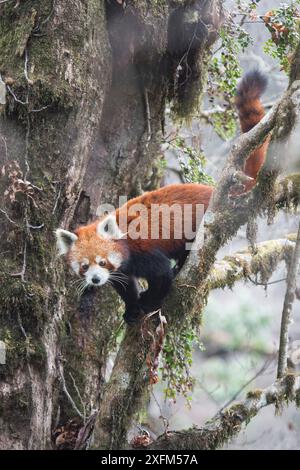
[
  {"xmin": 81, "ymin": 264, "xmax": 89, "ymax": 272},
  {"xmin": 99, "ymin": 260, "xmax": 106, "ymax": 267}
]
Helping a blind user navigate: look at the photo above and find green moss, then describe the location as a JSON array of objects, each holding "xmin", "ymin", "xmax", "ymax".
[
  {"xmin": 278, "ymin": 173, "xmax": 300, "ymax": 210},
  {"xmin": 251, "ymin": 240, "xmax": 284, "ymax": 285},
  {"xmin": 0, "ymin": 323, "xmax": 46, "ymax": 378},
  {"xmin": 295, "ymin": 389, "xmax": 300, "ymax": 409},
  {"xmin": 266, "ymin": 391, "xmax": 276, "ymax": 405},
  {"xmin": 284, "ymin": 373, "xmax": 296, "ymax": 402},
  {"xmin": 1, "ymin": 0, "xmax": 108, "ymax": 115},
  {"xmin": 0, "ymin": 381, "xmax": 32, "ymax": 424},
  {"xmin": 0, "ymin": 2, "xmax": 37, "ymax": 74},
  {"xmin": 223, "ymin": 403, "xmax": 248, "ymax": 420},
  {"xmin": 132, "ymin": 0, "xmax": 168, "ymax": 18},
  {"xmin": 0, "ymin": 275, "xmax": 48, "ymax": 326},
  {"xmin": 171, "ymin": 46, "xmax": 210, "ymax": 121},
  {"xmin": 246, "ymin": 389, "xmax": 263, "ymax": 400}
]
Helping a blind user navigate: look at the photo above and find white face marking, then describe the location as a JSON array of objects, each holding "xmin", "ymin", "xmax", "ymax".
[
  {"xmin": 85, "ymin": 265, "xmax": 109, "ymax": 286},
  {"xmin": 107, "ymin": 251, "xmax": 123, "ymax": 269},
  {"xmin": 82, "ymin": 258, "xmax": 89, "ymax": 266},
  {"xmin": 71, "ymin": 261, "xmax": 80, "ymax": 275},
  {"xmin": 95, "ymin": 256, "xmax": 101, "ymax": 264}
]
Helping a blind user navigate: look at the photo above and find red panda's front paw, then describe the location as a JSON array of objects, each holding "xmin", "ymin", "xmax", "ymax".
[
  {"xmin": 139, "ymin": 292, "xmax": 161, "ymax": 314},
  {"xmin": 123, "ymin": 305, "xmax": 145, "ymax": 325}
]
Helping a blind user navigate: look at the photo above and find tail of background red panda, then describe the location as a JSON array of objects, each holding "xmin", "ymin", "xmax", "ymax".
[{"xmin": 236, "ymin": 70, "xmax": 270, "ymax": 188}]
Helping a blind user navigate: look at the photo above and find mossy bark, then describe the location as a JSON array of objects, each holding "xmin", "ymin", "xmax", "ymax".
[
  {"xmin": 0, "ymin": 0, "xmax": 223, "ymax": 450},
  {"xmin": 0, "ymin": 0, "xmax": 111, "ymax": 449}
]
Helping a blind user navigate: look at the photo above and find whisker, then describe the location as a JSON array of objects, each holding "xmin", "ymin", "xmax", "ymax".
[
  {"xmin": 70, "ymin": 278, "xmax": 83, "ymax": 286},
  {"xmin": 110, "ymin": 275, "xmax": 129, "ymax": 284},
  {"xmin": 109, "ymin": 272, "xmax": 129, "ymax": 283},
  {"xmin": 110, "ymin": 271, "xmax": 129, "ymax": 278},
  {"xmin": 110, "ymin": 278, "xmax": 128, "ymax": 290},
  {"xmin": 75, "ymin": 279, "xmax": 88, "ymax": 298},
  {"xmin": 109, "ymin": 274, "xmax": 129, "ymax": 284}
]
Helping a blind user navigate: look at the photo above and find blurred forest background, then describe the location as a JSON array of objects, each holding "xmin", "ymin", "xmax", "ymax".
[{"xmin": 145, "ymin": 0, "xmax": 300, "ymax": 449}]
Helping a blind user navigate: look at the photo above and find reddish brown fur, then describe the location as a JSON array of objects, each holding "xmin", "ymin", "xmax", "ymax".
[
  {"xmin": 115, "ymin": 183, "xmax": 213, "ymax": 254},
  {"xmin": 68, "ymin": 184, "xmax": 213, "ymax": 261},
  {"xmin": 70, "ymin": 72, "xmax": 269, "ymax": 260},
  {"xmin": 236, "ymin": 70, "xmax": 270, "ymax": 190}
]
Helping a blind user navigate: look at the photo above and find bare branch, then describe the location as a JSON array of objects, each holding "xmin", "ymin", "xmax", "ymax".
[
  {"xmin": 57, "ymin": 359, "xmax": 85, "ymax": 420},
  {"xmin": 145, "ymin": 374, "xmax": 300, "ymax": 450},
  {"xmin": 215, "ymin": 357, "xmax": 273, "ymax": 417},
  {"xmin": 0, "ymin": 207, "xmax": 20, "ymax": 227},
  {"xmin": 10, "ymin": 241, "xmax": 27, "ymax": 281},
  {"xmin": 277, "ymin": 222, "xmax": 300, "ymax": 378}
]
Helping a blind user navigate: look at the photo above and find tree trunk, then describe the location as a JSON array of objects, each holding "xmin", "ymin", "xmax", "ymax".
[{"xmin": 0, "ymin": 0, "xmax": 222, "ymax": 450}]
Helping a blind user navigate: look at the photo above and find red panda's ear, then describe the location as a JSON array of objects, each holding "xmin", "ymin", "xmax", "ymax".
[
  {"xmin": 96, "ymin": 214, "xmax": 124, "ymax": 240},
  {"xmin": 55, "ymin": 229, "xmax": 78, "ymax": 255}
]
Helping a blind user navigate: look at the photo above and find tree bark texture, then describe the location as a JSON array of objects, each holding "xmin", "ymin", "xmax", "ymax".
[{"xmin": 0, "ymin": 0, "xmax": 223, "ymax": 449}]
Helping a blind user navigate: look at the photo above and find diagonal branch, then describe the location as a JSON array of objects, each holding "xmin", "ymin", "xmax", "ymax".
[
  {"xmin": 208, "ymin": 235, "xmax": 297, "ymax": 290},
  {"xmin": 180, "ymin": 79, "xmax": 300, "ymax": 281},
  {"xmin": 144, "ymin": 374, "xmax": 300, "ymax": 450}
]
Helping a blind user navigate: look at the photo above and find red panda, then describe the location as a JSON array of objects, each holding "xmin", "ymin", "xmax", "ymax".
[
  {"xmin": 236, "ymin": 70, "xmax": 270, "ymax": 190},
  {"xmin": 56, "ymin": 70, "xmax": 269, "ymax": 324}
]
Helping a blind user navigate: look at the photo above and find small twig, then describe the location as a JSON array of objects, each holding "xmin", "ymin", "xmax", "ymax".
[
  {"xmin": 52, "ymin": 186, "xmax": 61, "ymax": 214},
  {"xmin": 5, "ymin": 50, "xmax": 51, "ymax": 113},
  {"xmin": 247, "ymin": 275, "xmax": 288, "ymax": 287},
  {"xmin": 6, "ymin": 85, "xmax": 27, "ymax": 105},
  {"xmin": 69, "ymin": 372, "xmax": 86, "ymax": 421},
  {"xmin": 17, "ymin": 311, "xmax": 35, "ymax": 382},
  {"xmin": 0, "ymin": 208, "xmax": 19, "ymax": 227},
  {"xmin": 57, "ymin": 360, "xmax": 84, "ymax": 419},
  {"xmin": 10, "ymin": 241, "xmax": 27, "ymax": 281},
  {"xmin": 215, "ymin": 357, "xmax": 274, "ymax": 418},
  {"xmin": 24, "ymin": 49, "xmax": 30, "ymax": 84},
  {"xmin": 31, "ymin": 105, "xmax": 51, "ymax": 113},
  {"xmin": 26, "ymin": 222, "xmax": 44, "ymax": 230},
  {"xmin": 40, "ymin": 0, "xmax": 55, "ymax": 25},
  {"xmin": 177, "ymin": 283, "xmax": 197, "ymax": 291},
  {"xmin": 144, "ymin": 88, "xmax": 152, "ymax": 143},
  {"xmin": 150, "ymin": 390, "xmax": 169, "ymax": 434},
  {"xmin": 0, "ymin": 135, "xmax": 8, "ymax": 161},
  {"xmin": 24, "ymin": 114, "xmax": 30, "ymax": 178},
  {"xmin": 277, "ymin": 221, "xmax": 300, "ymax": 378}
]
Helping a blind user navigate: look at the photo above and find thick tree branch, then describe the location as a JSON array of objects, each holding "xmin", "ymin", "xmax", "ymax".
[
  {"xmin": 181, "ymin": 79, "xmax": 300, "ymax": 280},
  {"xmin": 144, "ymin": 374, "xmax": 300, "ymax": 450}
]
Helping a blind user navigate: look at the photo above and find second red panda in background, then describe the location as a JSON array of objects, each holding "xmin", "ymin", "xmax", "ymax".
[
  {"xmin": 236, "ymin": 69, "xmax": 269, "ymax": 190},
  {"xmin": 56, "ymin": 70, "xmax": 270, "ymax": 324}
]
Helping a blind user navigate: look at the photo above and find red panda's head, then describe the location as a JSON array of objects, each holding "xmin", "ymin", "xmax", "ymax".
[{"xmin": 55, "ymin": 214, "xmax": 126, "ymax": 288}]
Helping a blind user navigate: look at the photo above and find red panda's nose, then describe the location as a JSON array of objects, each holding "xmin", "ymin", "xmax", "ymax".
[{"xmin": 92, "ymin": 276, "xmax": 100, "ymax": 285}]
